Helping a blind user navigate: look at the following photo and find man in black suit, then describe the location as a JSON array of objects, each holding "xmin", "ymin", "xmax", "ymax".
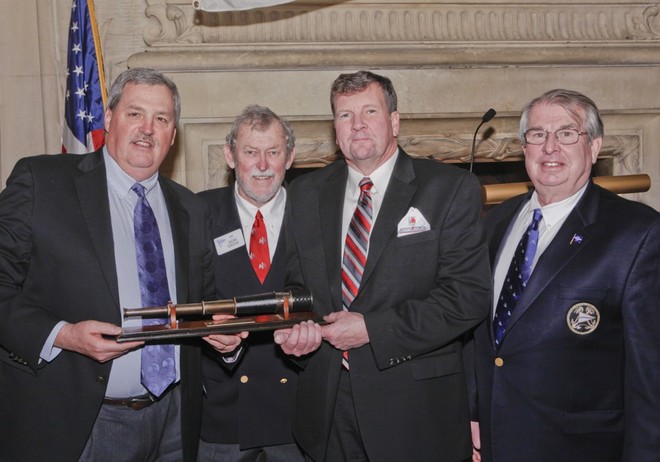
[
  {"xmin": 274, "ymin": 70, "xmax": 491, "ymax": 461},
  {"xmin": 470, "ymin": 89, "xmax": 660, "ymax": 461},
  {"xmin": 0, "ymin": 68, "xmax": 217, "ymax": 462},
  {"xmin": 197, "ymin": 105, "xmax": 304, "ymax": 461}
]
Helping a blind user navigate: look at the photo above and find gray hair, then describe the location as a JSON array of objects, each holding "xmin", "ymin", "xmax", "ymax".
[
  {"xmin": 106, "ymin": 68, "xmax": 181, "ymax": 125},
  {"xmin": 330, "ymin": 70, "xmax": 398, "ymax": 116},
  {"xmin": 519, "ymin": 89, "xmax": 604, "ymax": 145},
  {"xmin": 225, "ymin": 105, "xmax": 295, "ymax": 156}
]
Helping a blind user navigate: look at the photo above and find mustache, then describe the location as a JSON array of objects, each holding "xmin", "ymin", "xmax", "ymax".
[
  {"xmin": 250, "ymin": 169, "xmax": 275, "ymax": 178},
  {"xmin": 131, "ymin": 134, "xmax": 155, "ymax": 145}
]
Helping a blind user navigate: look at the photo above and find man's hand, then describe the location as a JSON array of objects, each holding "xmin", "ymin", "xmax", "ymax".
[
  {"xmin": 202, "ymin": 314, "xmax": 249, "ymax": 354},
  {"xmin": 274, "ymin": 320, "xmax": 322, "ymax": 357},
  {"xmin": 321, "ymin": 311, "xmax": 369, "ymax": 351},
  {"xmin": 471, "ymin": 420, "xmax": 481, "ymax": 462},
  {"xmin": 54, "ymin": 320, "xmax": 143, "ymax": 363}
]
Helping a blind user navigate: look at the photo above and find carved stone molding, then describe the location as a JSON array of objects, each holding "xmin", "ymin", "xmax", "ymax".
[
  {"xmin": 132, "ymin": 2, "xmax": 660, "ymax": 69},
  {"xmin": 202, "ymin": 130, "xmax": 640, "ymax": 190},
  {"xmin": 146, "ymin": 2, "xmax": 660, "ymax": 45}
]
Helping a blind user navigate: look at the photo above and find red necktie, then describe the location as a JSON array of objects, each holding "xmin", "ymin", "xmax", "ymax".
[
  {"xmin": 250, "ymin": 211, "xmax": 270, "ymax": 284},
  {"xmin": 340, "ymin": 177, "xmax": 374, "ymax": 369}
]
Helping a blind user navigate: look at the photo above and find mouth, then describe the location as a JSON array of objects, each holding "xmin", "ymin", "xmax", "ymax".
[
  {"xmin": 132, "ymin": 138, "xmax": 154, "ymax": 148},
  {"xmin": 252, "ymin": 174, "xmax": 274, "ymax": 181}
]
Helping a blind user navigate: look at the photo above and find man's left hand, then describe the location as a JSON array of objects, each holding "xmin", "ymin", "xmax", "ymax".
[{"xmin": 322, "ymin": 311, "xmax": 369, "ymax": 351}]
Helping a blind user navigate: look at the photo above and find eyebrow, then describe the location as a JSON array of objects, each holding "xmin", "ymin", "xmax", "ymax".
[{"xmin": 528, "ymin": 122, "xmax": 580, "ymax": 131}]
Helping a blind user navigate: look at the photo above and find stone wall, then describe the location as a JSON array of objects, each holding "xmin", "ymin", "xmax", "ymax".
[{"xmin": 2, "ymin": 0, "xmax": 659, "ymax": 208}]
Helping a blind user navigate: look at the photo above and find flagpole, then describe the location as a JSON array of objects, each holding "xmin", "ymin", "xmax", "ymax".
[{"xmin": 87, "ymin": 0, "xmax": 107, "ymax": 106}]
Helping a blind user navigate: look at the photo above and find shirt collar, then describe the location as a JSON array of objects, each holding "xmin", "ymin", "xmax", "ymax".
[
  {"xmin": 529, "ymin": 181, "xmax": 588, "ymax": 228},
  {"xmin": 346, "ymin": 148, "xmax": 399, "ymax": 196},
  {"xmin": 104, "ymin": 147, "xmax": 159, "ymax": 198}
]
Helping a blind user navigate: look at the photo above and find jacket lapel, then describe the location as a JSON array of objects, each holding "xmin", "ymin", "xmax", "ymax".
[
  {"xmin": 74, "ymin": 150, "xmax": 121, "ymax": 315},
  {"xmin": 320, "ymin": 165, "xmax": 348, "ymax": 311},
  {"xmin": 160, "ymin": 177, "xmax": 190, "ymax": 304},
  {"xmin": 360, "ymin": 151, "xmax": 416, "ymax": 289},
  {"xmin": 504, "ymin": 182, "xmax": 600, "ymax": 339}
]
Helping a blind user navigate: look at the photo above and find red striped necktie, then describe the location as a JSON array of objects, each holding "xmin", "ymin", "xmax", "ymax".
[{"xmin": 340, "ymin": 177, "xmax": 374, "ymax": 369}]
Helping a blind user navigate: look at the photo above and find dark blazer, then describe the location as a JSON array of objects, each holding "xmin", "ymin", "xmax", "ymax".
[
  {"xmin": 285, "ymin": 149, "xmax": 491, "ymax": 462},
  {"xmin": 472, "ymin": 181, "xmax": 660, "ymax": 462},
  {"xmin": 0, "ymin": 150, "xmax": 214, "ymax": 462},
  {"xmin": 197, "ymin": 186, "xmax": 299, "ymax": 449}
]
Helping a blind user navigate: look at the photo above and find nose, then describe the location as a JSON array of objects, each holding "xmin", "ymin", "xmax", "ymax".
[
  {"xmin": 543, "ymin": 131, "xmax": 559, "ymax": 153},
  {"xmin": 140, "ymin": 117, "xmax": 154, "ymax": 135},
  {"xmin": 256, "ymin": 152, "xmax": 269, "ymax": 170},
  {"xmin": 352, "ymin": 114, "xmax": 365, "ymax": 131}
]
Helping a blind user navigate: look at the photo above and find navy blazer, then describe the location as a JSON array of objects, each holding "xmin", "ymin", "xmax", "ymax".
[
  {"xmin": 285, "ymin": 149, "xmax": 491, "ymax": 462},
  {"xmin": 0, "ymin": 151, "xmax": 214, "ymax": 462},
  {"xmin": 472, "ymin": 181, "xmax": 660, "ymax": 462},
  {"xmin": 197, "ymin": 186, "xmax": 299, "ymax": 449}
]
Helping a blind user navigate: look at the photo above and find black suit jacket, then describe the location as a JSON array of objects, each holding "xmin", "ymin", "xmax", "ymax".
[
  {"xmin": 285, "ymin": 149, "xmax": 491, "ymax": 461},
  {"xmin": 472, "ymin": 182, "xmax": 660, "ymax": 462},
  {"xmin": 198, "ymin": 186, "xmax": 299, "ymax": 449},
  {"xmin": 0, "ymin": 150, "xmax": 214, "ymax": 462}
]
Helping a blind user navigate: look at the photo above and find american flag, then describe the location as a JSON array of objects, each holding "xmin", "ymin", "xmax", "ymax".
[{"xmin": 62, "ymin": 0, "xmax": 107, "ymax": 154}]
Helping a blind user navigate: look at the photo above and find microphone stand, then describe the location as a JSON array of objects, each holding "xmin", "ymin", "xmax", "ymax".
[{"xmin": 470, "ymin": 108, "xmax": 497, "ymax": 173}]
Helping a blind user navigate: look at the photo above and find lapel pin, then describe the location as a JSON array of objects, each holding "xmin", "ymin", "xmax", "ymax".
[{"xmin": 570, "ymin": 234, "xmax": 583, "ymax": 245}]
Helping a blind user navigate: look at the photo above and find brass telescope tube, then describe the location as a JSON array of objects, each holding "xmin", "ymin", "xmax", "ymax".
[{"xmin": 123, "ymin": 289, "xmax": 314, "ymax": 319}]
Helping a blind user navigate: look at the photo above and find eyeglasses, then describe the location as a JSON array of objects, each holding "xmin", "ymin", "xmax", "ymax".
[{"xmin": 524, "ymin": 129, "xmax": 588, "ymax": 145}]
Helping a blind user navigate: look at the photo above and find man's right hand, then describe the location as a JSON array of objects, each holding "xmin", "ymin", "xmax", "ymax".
[
  {"xmin": 274, "ymin": 320, "xmax": 322, "ymax": 357},
  {"xmin": 54, "ymin": 320, "xmax": 143, "ymax": 363}
]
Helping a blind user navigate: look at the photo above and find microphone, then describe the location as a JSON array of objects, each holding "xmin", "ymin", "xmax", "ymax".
[{"xmin": 470, "ymin": 108, "xmax": 497, "ymax": 173}]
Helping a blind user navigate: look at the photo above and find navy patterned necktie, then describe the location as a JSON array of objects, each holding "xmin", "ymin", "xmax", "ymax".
[
  {"xmin": 340, "ymin": 177, "xmax": 374, "ymax": 369},
  {"xmin": 132, "ymin": 183, "xmax": 176, "ymax": 397},
  {"xmin": 493, "ymin": 208, "xmax": 543, "ymax": 346}
]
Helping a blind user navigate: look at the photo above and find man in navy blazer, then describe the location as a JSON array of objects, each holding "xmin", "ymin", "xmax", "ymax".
[
  {"xmin": 470, "ymin": 89, "xmax": 660, "ymax": 461},
  {"xmin": 0, "ymin": 68, "xmax": 214, "ymax": 462},
  {"xmin": 274, "ymin": 71, "xmax": 491, "ymax": 461},
  {"xmin": 197, "ymin": 105, "xmax": 303, "ymax": 461}
]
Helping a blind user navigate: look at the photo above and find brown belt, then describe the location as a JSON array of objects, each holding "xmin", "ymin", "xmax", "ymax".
[{"xmin": 103, "ymin": 394, "xmax": 155, "ymax": 411}]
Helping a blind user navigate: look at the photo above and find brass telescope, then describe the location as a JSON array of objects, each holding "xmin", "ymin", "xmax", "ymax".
[
  {"xmin": 123, "ymin": 289, "xmax": 314, "ymax": 320},
  {"xmin": 117, "ymin": 289, "xmax": 318, "ymax": 342}
]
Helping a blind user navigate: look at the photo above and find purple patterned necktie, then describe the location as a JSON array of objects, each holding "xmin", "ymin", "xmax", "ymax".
[
  {"xmin": 132, "ymin": 183, "xmax": 176, "ymax": 397},
  {"xmin": 340, "ymin": 177, "xmax": 374, "ymax": 369},
  {"xmin": 493, "ymin": 208, "xmax": 543, "ymax": 346}
]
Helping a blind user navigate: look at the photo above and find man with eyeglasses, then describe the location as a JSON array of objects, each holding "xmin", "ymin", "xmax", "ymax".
[{"xmin": 468, "ymin": 89, "xmax": 659, "ymax": 461}]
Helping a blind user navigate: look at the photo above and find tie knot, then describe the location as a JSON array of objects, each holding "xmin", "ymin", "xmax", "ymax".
[
  {"xmin": 255, "ymin": 210, "xmax": 264, "ymax": 223},
  {"xmin": 531, "ymin": 208, "xmax": 543, "ymax": 229},
  {"xmin": 131, "ymin": 183, "xmax": 146, "ymax": 199},
  {"xmin": 359, "ymin": 177, "xmax": 373, "ymax": 192}
]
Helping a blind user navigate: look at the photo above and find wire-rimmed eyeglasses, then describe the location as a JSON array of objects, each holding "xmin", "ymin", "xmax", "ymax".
[{"xmin": 524, "ymin": 129, "xmax": 588, "ymax": 145}]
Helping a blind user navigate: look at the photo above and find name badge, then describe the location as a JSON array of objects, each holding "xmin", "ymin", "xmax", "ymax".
[{"xmin": 214, "ymin": 229, "xmax": 245, "ymax": 255}]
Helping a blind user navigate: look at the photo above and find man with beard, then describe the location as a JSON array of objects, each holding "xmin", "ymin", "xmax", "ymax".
[{"xmin": 197, "ymin": 105, "xmax": 303, "ymax": 462}]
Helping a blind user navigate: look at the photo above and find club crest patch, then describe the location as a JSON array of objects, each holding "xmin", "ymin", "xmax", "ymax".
[{"xmin": 566, "ymin": 302, "xmax": 600, "ymax": 335}]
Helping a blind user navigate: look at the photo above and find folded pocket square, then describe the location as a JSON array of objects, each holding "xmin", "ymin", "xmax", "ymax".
[{"xmin": 397, "ymin": 207, "xmax": 431, "ymax": 237}]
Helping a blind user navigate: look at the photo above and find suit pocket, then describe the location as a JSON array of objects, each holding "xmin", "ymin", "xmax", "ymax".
[
  {"xmin": 563, "ymin": 409, "xmax": 624, "ymax": 434},
  {"xmin": 395, "ymin": 229, "xmax": 438, "ymax": 247},
  {"xmin": 409, "ymin": 352, "xmax": 460, "ymax": 380},
  {"xmin": 559, "ymin": 286, "xmax": 609, "ymax": 304}
]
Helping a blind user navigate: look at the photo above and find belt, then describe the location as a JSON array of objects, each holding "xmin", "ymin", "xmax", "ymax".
[{"xmin": 103, "ymin": 394, "xmax": 155, "ymax": 411}]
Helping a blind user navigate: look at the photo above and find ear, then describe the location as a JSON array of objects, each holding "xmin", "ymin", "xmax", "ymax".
[
  {"xmin": 589, "ymin": 136, "xmax": 602, "ymax": 164},
  {"xmin": 285, "ymin": 147, "xmax": 296, "ymax": 170},
  {"xmin": 170, "ymin": 128, "xmax": 177, "ymax": 147},
  {"xmin": 390, "ymin": 111, "xmax": 400, "ymax": 137},
  {"xmin": 104, "ymin": 108, "xmax": 112, "ymax": 132},
  {"xmin": 223, "ymin": 144, "xmax": 236, "ymax": 169}
]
